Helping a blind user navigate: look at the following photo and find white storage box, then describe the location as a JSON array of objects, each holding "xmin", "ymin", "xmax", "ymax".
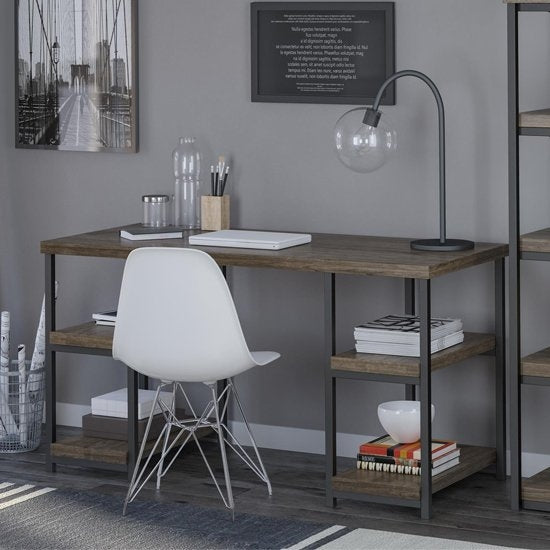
[{"xmin": 91, "ymin": 388, "xmax": 174, "ymax": 420}]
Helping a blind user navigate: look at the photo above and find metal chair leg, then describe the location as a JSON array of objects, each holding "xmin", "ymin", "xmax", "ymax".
[
  {"xmin": 156, "ymin": 384, "xmax": 176, "ymax": 490},
  {"xmin": 123, "ymin": 385, "xmax": 162, "ymax": 515},
  {"xmin": 211, "ymin": 384, "xmax": 234, "ymax": 514},
  {"xmin": 230, "ymin": 378, "xmax": 272, "ymax": 495}
]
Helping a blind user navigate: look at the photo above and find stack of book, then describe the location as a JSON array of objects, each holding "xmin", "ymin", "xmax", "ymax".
[
  {"xmin": 357, "ymin": 435, "xmax": 460, "ymax": 476},
  {"xmin": 84, "ymin": 388, "xmax": 182, "ymax": 443},
  {"xmin": 354, "ymin": 314, "xmax": 464, "ymax": 357},
  {"xmin": 92, "ymin": 310, "xmax": 117, "ymax": 327}
]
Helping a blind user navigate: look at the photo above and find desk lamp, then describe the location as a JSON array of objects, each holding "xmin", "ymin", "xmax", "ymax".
[{"xmin": 334, "ymin": 70, "xmax": 474, "ymax": 252}]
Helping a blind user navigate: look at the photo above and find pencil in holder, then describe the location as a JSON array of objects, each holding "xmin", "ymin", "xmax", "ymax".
[{"xmin": 201, "ymin": 195, "xmax": 230, "ymax": 231}]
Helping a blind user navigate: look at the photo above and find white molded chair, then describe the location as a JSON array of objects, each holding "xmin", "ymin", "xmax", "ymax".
[{"xmin": 113, "ymin": 247, "xmax": 280, "ymax": 515}]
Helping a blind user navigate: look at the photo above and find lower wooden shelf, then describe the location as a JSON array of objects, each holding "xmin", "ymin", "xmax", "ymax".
[
  {"xmin": 52, "ymin": 435, "xmax": 139, "ymax": 465},
  {"xmin": 332, "ymin": 445, "xmax": 495, "ymax": 501},
  {"xmin": 522, "ymin": 347, "xmax": 550, "ymax": 379},
  {"xmin": 523, "ymin": 468, "xmax": 550, "ymax": 506},
  {"xmin": 51, "ymin": 425, "xmax": 210, "ymax": 466}
]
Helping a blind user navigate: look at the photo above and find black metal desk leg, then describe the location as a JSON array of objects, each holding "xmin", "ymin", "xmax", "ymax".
[
  {"xmin": 45, "ymin": 254, "xmax": 56, "ymax": 472},
  {"xmin": 138, "ymin": 375, "xmax": 149, "ymax": 390},
  {"xmin": 495, "ymin": 258, "xmax": 506, "ymax": 481},
  {"xmin": 324, "ymin": 273, "xmax": 336, "ymax": 507},
  {"xmin": 405, "ymin": 279, "xmax": 416, "ymax": 401},
  {"xmin": 508, "ymin": 1, "xmax": 521, "ymax": 512},
  {"xmin": 127, "ymin": 367, "xmax": 139, "ymax": 480},
  {"xmin": 419, "ymin": 279, "xmax": 433, "ymax": 519}
]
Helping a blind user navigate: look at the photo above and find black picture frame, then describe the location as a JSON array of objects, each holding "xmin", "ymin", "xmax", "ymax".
[
  {"xmin": 14, "ymin": 0, "xmax": 139, "ymax": 153},
  {"xmin": 251, "ymin": 1, "xmax": 395, "ymax": 105}
]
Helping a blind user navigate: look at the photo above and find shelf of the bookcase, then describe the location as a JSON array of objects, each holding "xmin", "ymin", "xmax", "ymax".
[
  {"xmin": 518, "ymin": 109, "xmax": 550, "ymax": 132},
  {"xmin": 523, "ymin": 468, "xmax": 550, "ymax": 507},
  {"xmin": 505, "ymin": 1, "xmax": 550, "ymax": 4},
  {"xmin": 522, "ymin": 347, "xmax": 550, "ymax": 383},
  {"xmin": 332, "ymin": 445, "xmax": 495, "ymax": 501},
  {"xmin": 331, "ymin": 333, "xmax": 495, "ymax": 379},
  {"xmin": 50, "ymin": 322, "xmax": 114, "ymax": 352},
  {"xmin": 520, "ymin": 228, "xmax": 550, "ymax": 256}
]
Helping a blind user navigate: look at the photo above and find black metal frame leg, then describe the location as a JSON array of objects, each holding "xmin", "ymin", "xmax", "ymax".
[
  {"xmin": 495, "ymin": 259, "xmax": 506, "ymax": 481},
  {"xmin": 127, "ymin": 367, "xmax": 139, "ymax": 480},
  {"xmin": 45, "ymin": 254, "xmax": 56, "ymax": 472},
  {"xmin": 508, "ymin": 2, "xmax": 521, "ymax": 512},
  {"xmin": 324, "ymin": 273, "xmax": 336, "ymax": 507},
  {"xmin": 138, "ymin": 375, "xmax": 149, "ymax": 390},
  {"xmin": 419, "ymin": 279, "xmax": 433, "ymax": 519},
  {"xmin": 405, "ymin": 279, "xmax": 417, "ymax": 401}
]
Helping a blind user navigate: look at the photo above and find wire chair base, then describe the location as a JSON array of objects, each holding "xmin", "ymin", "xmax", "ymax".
[{"xmin": 123, "ymin": 378, "xmax": 271, "ymax": 516}]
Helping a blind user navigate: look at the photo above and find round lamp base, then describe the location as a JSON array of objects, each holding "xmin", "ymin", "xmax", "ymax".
[{"xmin": 410, "ymin": 238, "xmax": 475, "ymax": 252}]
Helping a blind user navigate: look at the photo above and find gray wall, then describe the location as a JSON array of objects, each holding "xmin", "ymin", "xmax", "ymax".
[{"xmin": 1, "ymin": 0, "xmax": 549, "ymax": 456}]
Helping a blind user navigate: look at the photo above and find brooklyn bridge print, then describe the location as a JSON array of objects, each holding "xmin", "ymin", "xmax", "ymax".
[{"xmin": 16, "ymin": 0, "xmax": 137, "ymax": 152}]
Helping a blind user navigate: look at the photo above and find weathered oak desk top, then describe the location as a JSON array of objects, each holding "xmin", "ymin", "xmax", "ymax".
[{"xmin": 40, "ymin": 224, "xmax": 508, "ymax": 279}]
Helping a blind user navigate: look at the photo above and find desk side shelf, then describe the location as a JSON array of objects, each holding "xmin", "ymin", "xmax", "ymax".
[
  {"xmin": 331, "ymin": 333, "xmax": 495, "ymax": 379},
  {"xmin": 50, "ymin": 322, "xmax": 113, "ymax": 351},
  {"xmin": 50, "ymin": 426, "xmax": 210, "ymax": 469},
  {"xmin": 333, "ymin": 445, "xmax": 496, "ymax": 502}
]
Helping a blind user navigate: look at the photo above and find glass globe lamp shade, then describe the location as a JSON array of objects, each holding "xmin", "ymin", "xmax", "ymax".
[{"xmin": 334, "ymin": 107, "xmax": 396, "ymax": 173}]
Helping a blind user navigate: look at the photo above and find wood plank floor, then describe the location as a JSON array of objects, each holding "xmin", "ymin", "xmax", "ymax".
[{"xmin": 0, "ymin": 428, "xmax": 548, "ymax": 549}]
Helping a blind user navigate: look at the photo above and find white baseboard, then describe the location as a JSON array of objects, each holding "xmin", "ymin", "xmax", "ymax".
[
  {"xmin": 56, "ymin": 402, "xmax": 550, "ymax": 478},
  {"xmin": 228, "ymin": 419, "xmax": 366, "ymax": 457}
]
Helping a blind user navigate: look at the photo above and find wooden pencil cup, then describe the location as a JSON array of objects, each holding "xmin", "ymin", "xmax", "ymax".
[{"xmin": 201, "ymin": 195, "xmax": 230, "ymax": 231}]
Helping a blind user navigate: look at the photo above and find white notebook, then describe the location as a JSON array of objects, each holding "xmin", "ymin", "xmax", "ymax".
[{"xmin": 189, "ymin": 230, "xmax": 312, "ymax": 250}]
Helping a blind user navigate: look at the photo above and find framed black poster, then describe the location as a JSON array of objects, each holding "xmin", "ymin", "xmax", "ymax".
[{"xmin": 251, "ymin": 2, "xmax": 395, "ymax": 105}]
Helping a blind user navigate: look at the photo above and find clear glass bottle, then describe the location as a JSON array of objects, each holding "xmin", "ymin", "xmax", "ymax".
[{"xmin": 173, "ymin": 137, "xmax": 201, "ymax": 228}]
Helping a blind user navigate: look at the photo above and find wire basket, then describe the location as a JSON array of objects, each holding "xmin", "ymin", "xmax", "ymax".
[{"xmin": 0, "ymin": 361, "xmax": 45, "ymax": 453}]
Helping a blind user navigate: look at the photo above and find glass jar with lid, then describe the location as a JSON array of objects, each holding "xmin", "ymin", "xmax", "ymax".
[{"xmin": 142, "ymin": 194, "xmax": 171, "ymax": 227}]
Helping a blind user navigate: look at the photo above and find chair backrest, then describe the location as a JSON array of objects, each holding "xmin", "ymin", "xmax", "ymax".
[{"xmin": 112, "ymin": 247, "xmax": 255, "ymax": 383}]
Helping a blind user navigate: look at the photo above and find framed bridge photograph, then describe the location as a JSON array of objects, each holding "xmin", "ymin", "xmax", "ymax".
[{"xmin": 15, "ymin": 0, "xmax": 138, "ymax": 153}]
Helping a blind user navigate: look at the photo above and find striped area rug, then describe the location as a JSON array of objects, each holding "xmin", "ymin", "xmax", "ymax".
[
  {"xmin": 287, "ymin": 526, "xmax": 516, "ymax": 550},
  {"xmin": 0, "ymin": 482, "xmax": 325, "ymax": 549},
  {"xmin": 0, "ymin": 481, "xmax": 516, "ymax": 549},
  {"xmin": 0, "ymin": 481, "xmax": 56, "ymax": 510}
]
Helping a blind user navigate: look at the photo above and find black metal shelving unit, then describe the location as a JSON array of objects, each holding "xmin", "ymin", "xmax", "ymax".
[{"xmin": 508, "ymin": 0, "xmax": 550, "ymax": 512}]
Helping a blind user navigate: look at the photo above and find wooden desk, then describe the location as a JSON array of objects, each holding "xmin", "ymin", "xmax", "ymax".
[{"xmin": 41, "ymin": 225, "xmax": 508, "ymax": 519}]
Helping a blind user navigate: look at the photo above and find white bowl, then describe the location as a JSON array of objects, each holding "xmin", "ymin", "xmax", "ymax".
[{"xmin": 377, "ymin": 401, "xmax": 435, "ymax": 444}]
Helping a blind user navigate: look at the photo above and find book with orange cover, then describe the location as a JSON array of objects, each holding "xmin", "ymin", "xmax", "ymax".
[
  {"xmin": 357, "ymin": 447, "xmax": 460, "ymax": 469},
  {"xmin": 359, "ymin": 435, "xmax": 457, "ymax": 460}
]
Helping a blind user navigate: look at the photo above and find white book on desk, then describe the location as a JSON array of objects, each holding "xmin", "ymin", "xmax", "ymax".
[
  {"xmin": 189, "ymin": 230, "xmax": 312, "ymax": 250},
  {"xmin": 120, "ymin": 228, "xmax": 183, "ymax": 241}
]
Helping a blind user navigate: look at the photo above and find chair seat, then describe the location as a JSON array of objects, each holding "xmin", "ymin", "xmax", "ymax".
[{"xmin": 250, "ymin": 351, "xmax": 281, "ymax": 366}]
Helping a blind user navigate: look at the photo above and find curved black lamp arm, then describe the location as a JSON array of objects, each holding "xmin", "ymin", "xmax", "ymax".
[{"xmin": 364, "ymin": 70, "xmax": 447, "ymax": 245}]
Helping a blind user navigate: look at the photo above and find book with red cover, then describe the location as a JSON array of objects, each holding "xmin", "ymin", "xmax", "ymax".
[
  {"xmin": 357, "ymin": 447, "xmax": 460, "ymax": 469},
  {"xmin": 359, "ymin": 435, "xmax": 457, "ymax": 460}
]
